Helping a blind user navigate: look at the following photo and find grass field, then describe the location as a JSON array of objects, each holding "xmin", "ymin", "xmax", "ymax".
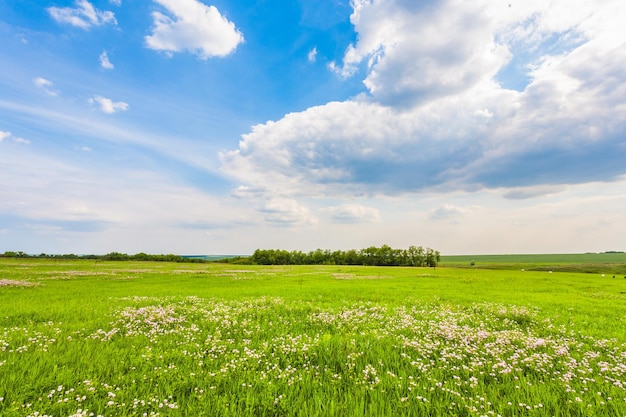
[
  {"xmin": 441, "ymin": 253, "xmax": 626, "ymax": 275},
  {"xmin": 441, "ymin": 252, "xmax": 626, "ymax": 264},
  {"xmin": 1, "ymin": 259, "xmax": 626, "ymax": 416}
]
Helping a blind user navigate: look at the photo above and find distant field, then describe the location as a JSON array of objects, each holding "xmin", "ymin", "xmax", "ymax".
[
  {"xmin": 442, "ymin": 252, "xmax": 626, "ymax": 263},
  {"xmin": 1, "ymin": 259, "xmax": 626, "ymax": 416},
  {"xmin": 182, "ymin": 255, "xmax": 243, "ymax": 261},
  {"xmin": 441, "ymin": 252, "xmax": 626, "ymax": 274}
]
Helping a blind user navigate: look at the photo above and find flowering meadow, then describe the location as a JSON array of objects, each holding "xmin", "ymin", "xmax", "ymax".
[{"xmin": 1, "ymin": 259, "xmax": 625, "ymax": 416}]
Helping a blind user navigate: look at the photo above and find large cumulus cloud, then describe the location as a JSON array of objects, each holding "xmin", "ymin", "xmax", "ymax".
[
  {"xmin": 145, "ymin": 0, "xmax": 243, "ymax": 59},
  {"xmin": 222, "ymin": 0, "xmax": 626, "ymax": 203}
]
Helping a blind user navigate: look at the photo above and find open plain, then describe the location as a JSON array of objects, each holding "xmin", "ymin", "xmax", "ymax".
[{"xmin": 1, "ymin": 258, "xmax": 625, "ymax": 416}]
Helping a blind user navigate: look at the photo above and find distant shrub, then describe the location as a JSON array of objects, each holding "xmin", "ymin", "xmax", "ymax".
[{"xmin": 250, "ymin": 245, "xmax": 440, "ymax": 267}]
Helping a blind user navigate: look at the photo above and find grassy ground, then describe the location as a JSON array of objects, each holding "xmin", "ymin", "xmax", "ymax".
[
  {"xmin": 441, "ymin": 253, "xmax": 626, "ymax": 274},
  {"xmin": 1, "ymin": 259, "xmax": 626, "ymax": 416}
]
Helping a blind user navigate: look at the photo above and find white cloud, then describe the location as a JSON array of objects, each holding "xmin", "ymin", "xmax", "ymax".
[
  {"xmin": 230, "ymin": 185, "xmax": 263, "ymax": 199},
  {"xmin": 474, "ymin": 108, "xmax": 493, "ymax": 118},
  {"xmin": 258, "ymin": 198, "xmax": 316, "ymax": 226},
  {"xmin": 503, "ymin": 185, "xmax": 567, "ymax": 200},
  {"xmin": 89, "ymin": 95, "xmax": 129, "ymax": 114},
  {"xmin": 109, "ymin": 0, "xmax": 122, "ymax": 6},
  {"xmin": 99, "ymin": 51, "xmax": 114, "ymax": 69},
  {"xmin": 322, "ymin": 204, "xmax": 380, "ymax": 223},
  {"xmin": 33, "ymin": 77, "xmax": 59, "ymax": 96},
  {"xmin": 0, "ymin": 148, "xmax": 257, "ymax": 254},
  {"xmin": 430, "ymin": 204, "xmax": 469, "ymax": 220},
  {"xmin": 0, "ymin": 131, "xmax": 30, "ymax": 145},
  {"xmin": 145, "ymin": 0, "xmax": 244, "ymax": 59},
  {"xmin": 335, "ymin": 0, "xmax": 626, "ymax": 107},
  {"xmin": 222, "ymin": 0, "xmax": 626, "ymax": 203},
  {"xmin": 308, "ymin": 47, "xmax": 317, "ymax": 63},
  {"xmin": 47, "ymin": 0, "xmax": 117, "ymax": 30},
  {"xmin": 13, "ymin": 137, "xmax": 31, "ymax": 145},
  {"xmin": 338, "ymin": 0, "xmax": 519, "ymax": 106},
  {"xmin": 222, "ymin": 97, "xmax": 499, "ymax": 196}
]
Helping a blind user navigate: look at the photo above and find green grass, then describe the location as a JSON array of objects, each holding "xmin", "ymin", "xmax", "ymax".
[
  {"xmin": 1, "ymin": 259, "xmax": 626, "ymax": 416},
  {"xmin": 441, "ymin": 252, "xmax": 626, "ymax": 274},
  {"xmin": 442, "ymin": 252, "xmax": 626, "ymax": 263}
]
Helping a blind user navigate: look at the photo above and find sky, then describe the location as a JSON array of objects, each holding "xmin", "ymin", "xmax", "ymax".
[{"xmin": 1, "ymin": 0, "xmax": 626, "ymax": 256}]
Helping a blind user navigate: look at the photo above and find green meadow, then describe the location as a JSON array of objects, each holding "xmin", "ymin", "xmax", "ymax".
[
  {"xmin": 441, "ymin": 252, "xmax": 626, "ymax": 274},
  {"xmin": 1, "ymin": 258, "xmax": 626, "ymax": 416}
]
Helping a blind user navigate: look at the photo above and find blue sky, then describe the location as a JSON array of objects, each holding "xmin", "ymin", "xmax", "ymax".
[{"xmin": 1, "ymin": 0, "xmax": 626, "ymax": 255}]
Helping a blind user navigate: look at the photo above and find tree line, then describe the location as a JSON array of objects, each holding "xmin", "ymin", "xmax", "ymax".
[
  {"xmin": 250, "ymin": 245, "xmax": 440, "ymax": 267},
  {"xmin": 0, "ymin": 251, "xmax": 206, "ymax": 263},
  {"xmin": 1, "ymin": 245, "xmax": 441, "ymax": 267}
]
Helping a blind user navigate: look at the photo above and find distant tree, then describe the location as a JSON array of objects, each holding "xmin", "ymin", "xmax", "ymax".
[
  {"xmin": 424, "ymin": 248, "xmax": 441, "ymax": 268},
  {"xmin": 132, "ymin": 252, "xmax": 151, "ymax": 261},
  {"xmin": 344, "ymin": 249, "xmax": 361, "ymax": 265},
  {"xmin": 103, "ymin": 252, "xmax": 129, "ymax": 261},
  {"xmin": 359, "ymin": 246, "xmax": 378, "ymax": 266},
  {"xmin": 290, "ymin": 250, "xmax": 306, "ymax": 265},
  {"xmin": 308, "ymin": 249, "xmax": 328, "ymax": 265},
  {"xmin": 406, "ymin": 246, "xmax": 424, "ymax": 266},
  {"xmin": 377, "ymin": 244, "xmax": 395, "ymax": 266}
]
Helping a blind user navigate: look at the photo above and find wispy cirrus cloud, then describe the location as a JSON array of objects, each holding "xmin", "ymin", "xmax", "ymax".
[
  {"xmin": 0, "ymin": 214, "xmax": 112, "ymax": 233},
  {"xmin": 503, "ymin": 185, "xmax": 567, "ymax": 200},
  {"xmin": 0, "ymin": 131, "xmax": 30, "ymax": 145},
  {"xmin": 12, "ymin": 137, "xmax": 30, "ymax": 145},
  {"xmin": 33, "ymin": 77, "xmax": 59, "ymax": 96},
  {"xmin": 47, "ymin": 0, "xmax": 117, "ymax": 30},
  {"xmin": 145, "ymin": 0, "xmax": 244, "ymax": 59},
  {"xmin": 89, "ymin": 95, "xmax": 129, "ymax": 114},
  {"xmin": 99, "ymin": 51, "xmax": 114, "ymax": 69}
]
